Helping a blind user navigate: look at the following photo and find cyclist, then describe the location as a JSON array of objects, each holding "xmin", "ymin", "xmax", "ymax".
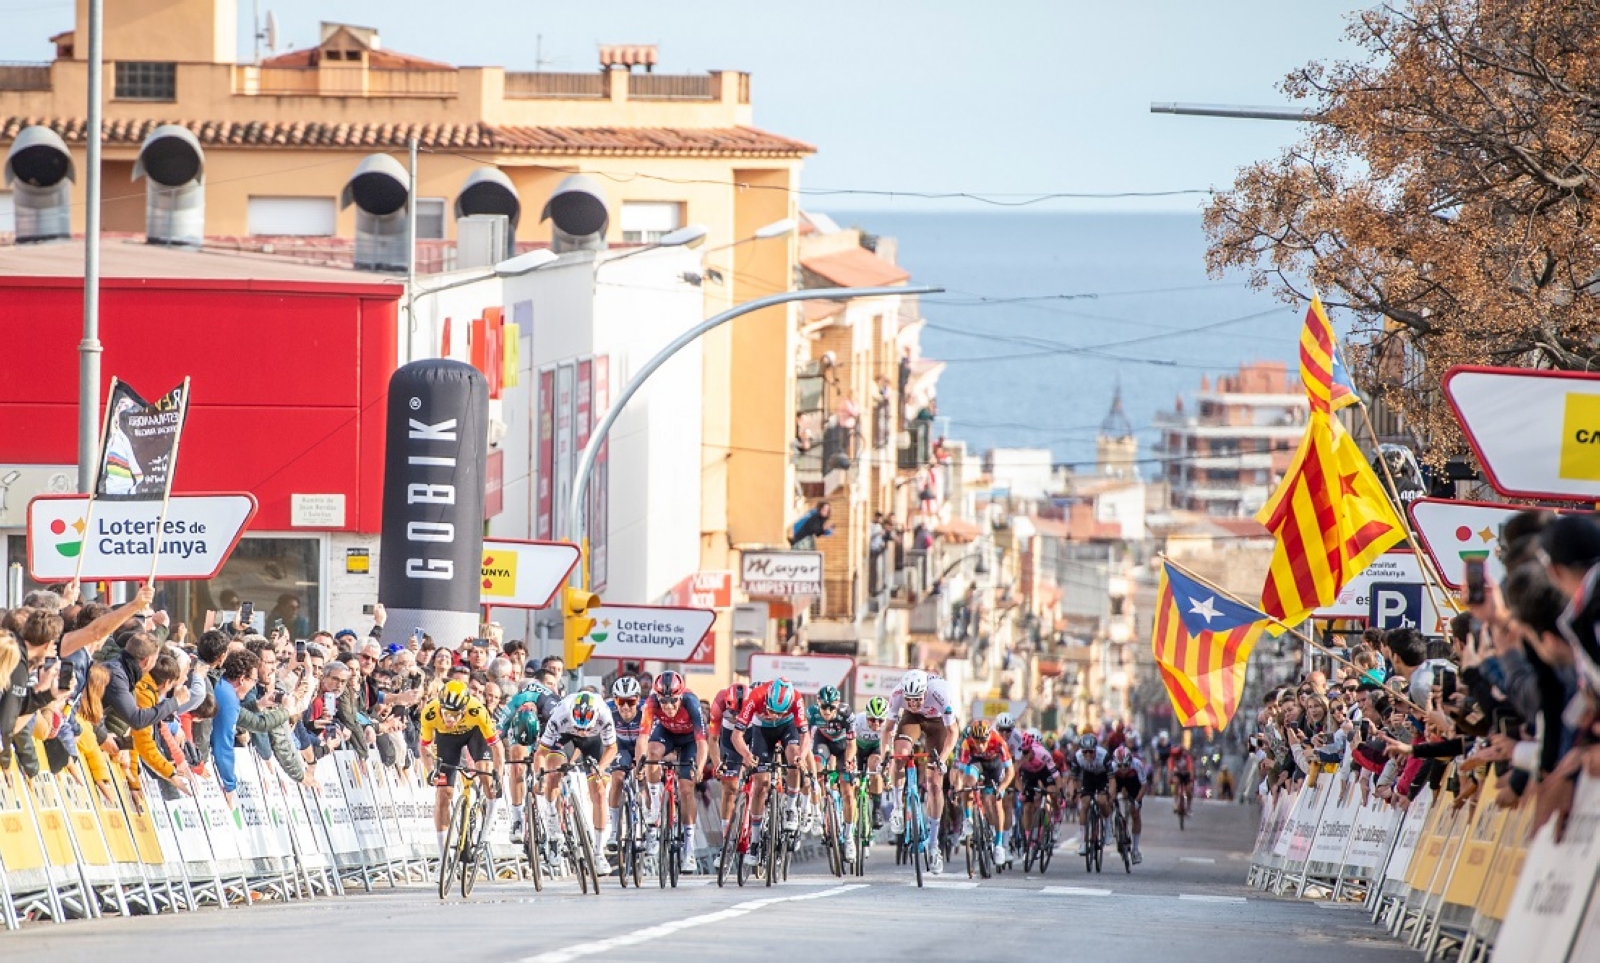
[
  {"xmin": 603, "ymin": 675, "xmax": 645, "ymax": 856},
  {"xmin": 707, "ymin": 681, "xmax": 750, "ymax": 863},
  {"xmin": 730, "ymin": 679, "xmax": 809, "ymax": 866},
  {"xmin": 1110, "ymin": 746, "xmax": 1146, "ymax": 864},
  {"xmin": 883, "ymin": 669, "xmax": 958, "ymax": 873},
  {"xmin": 955, "ymin": 718, "xmax": 1014, "ymax": 866},
  {"xmin": 995, "ymin": 712, "xmax": 1021, "ymax": 756},
  {"xmin": 806, "ymin": 685, "xmax": 855, "ymax": 862},
  {"xmin": 421, "ymin": 679, "xmax": 505, "ymax": 858},
  {"xmin": 535, "ymin": 691, "xmax": 618, "ymax": 869},
  {"xmin": 1072, "ymin": 732, "xmax": 1113, "ymax": 856},
  {"xmin": 498, "ymin": 671, "xmax": 551, "ymax": 843},
  {"xmin": 636, "ymin": 670, "xmax": 708, "ymax": 869},
  {"xmin": 853, "ymin": 696, "xmax": 891, "ymax": 844},
  {"xmin": 1168, "ymin": 744, "xmax": 1196, "ymax": 816},
  {"xmin": 1014, "ymin": 731, "xmax": 1063, "ymax": 853},
  {"xmin": 1151, "ymin": 729, "xmax": 1173, "ymax": 794}
]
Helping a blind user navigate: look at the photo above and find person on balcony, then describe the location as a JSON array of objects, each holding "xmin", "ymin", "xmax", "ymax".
[{"xmin": 789, "ymin": 501, "xmax": 834, "ymax": 550}]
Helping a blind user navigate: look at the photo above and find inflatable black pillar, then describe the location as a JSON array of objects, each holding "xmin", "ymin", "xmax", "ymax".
[{"xmin": 378, "ymin": 360, "xmax": 488, "ymax": 650}]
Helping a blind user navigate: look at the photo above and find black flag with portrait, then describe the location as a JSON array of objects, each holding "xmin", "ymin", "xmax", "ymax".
[{"xmin": 93, "ymin": 379, "xmax": 188, "ymax": 500}]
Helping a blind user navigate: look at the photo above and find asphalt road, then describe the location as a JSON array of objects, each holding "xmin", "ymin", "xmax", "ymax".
[{"xmin": 8, "ymin": 799, "xmax": 1415, "ymax": 962}]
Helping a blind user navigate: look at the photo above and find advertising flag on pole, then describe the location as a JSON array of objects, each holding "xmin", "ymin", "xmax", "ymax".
[
  {"xmin": 94, "ymin": 379, "xmax": 187, "ymax": 499},
  {"xmin": 1300, "ymin": 293, "xmax": 1360, "ymax": 413},
  {"xmin": 1152, "ymin": 560, "xmax": 1266, "ymax": 728}
]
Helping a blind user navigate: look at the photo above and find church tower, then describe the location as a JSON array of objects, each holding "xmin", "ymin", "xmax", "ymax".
[{"xmin": 1096, "ymin": 380, "xmax": 1138, "ymax": 478}]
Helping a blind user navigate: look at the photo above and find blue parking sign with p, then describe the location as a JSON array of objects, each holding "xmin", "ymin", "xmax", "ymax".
[{"xmin": 1368, "ymin": 582, "xmax": 1423, "ymax": 630}]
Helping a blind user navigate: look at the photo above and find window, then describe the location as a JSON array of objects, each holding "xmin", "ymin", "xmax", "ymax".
[
  {"xmin": 415, "ymin": 197, "xmax": 447, "ymax": 240},
  {"xmin": 0, "ymin": 191, "xmax": 13, "ymax": 234},
  {"xmin": 114, "ymin": 61, "xmax": 176, "ymax": 101},
  {"xmin": 247, "ymin": 196, "xmax": 337, "ymax": 236},
  {"xmin": 620, "ymin": 201, "xmax": 682, "ymax": 243},
  {"xmin": 164, "ymin": 537, "xmax": 323, "ymax": 637}
]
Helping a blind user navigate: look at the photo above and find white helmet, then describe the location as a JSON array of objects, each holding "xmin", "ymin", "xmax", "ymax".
[
  {"xmin": 611, "ymin": 676, "xmax": 641, "ymax": 699},
  {"xmin": 900, "ymin": 669, "xmax": 929, "ymax": 699},
  {"xmin": 995, "ymin": 712, "xmax": 1015, "ymax": 730}
]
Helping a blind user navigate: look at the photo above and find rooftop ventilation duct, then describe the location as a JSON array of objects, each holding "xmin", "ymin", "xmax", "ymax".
[
  {"xmin": 454, "ymin": 168, "xmax": 520, "ymax": 266},
  {"xmin": 540, "ymin": 174, "xmax": 608, "ymax": 254},
  {"xmin": 4, "ymin": 125, "xmax": 75, "ymax": 243},
  {"xmin": 134, "ymin": 124, "xmax": 205, "ymax": 247},
  {"xmin": 340, "ymin": 153, "xmax": 410, "ymax": 272}
]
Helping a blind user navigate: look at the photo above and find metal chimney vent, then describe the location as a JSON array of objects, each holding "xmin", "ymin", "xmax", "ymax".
[
  {"xmin": 540, "ymin": 174, "xmax": 608, "ymax": 253},
  {"xmin": 340, "ymin": 153, "xmax": 410, "ymax": 272},
  {"xmin": 4, "ymin": 125, "xmax": 75, "ymax": 243},
  {"xmin": 455, "ymin": 167, "xmax": 520, "ymax": 250},
  {"xmin": 134, "ymin": 125, "xmax": 205, "ymax": 247}
]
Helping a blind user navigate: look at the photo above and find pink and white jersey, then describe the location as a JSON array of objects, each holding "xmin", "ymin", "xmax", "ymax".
[
  {"xmin": 1016, "ymin": 743, "xmax": 1059, "ymax": 775},
  {"xmin": 887, "ymin": 676, "xmax": 955, "ymax": 721}
]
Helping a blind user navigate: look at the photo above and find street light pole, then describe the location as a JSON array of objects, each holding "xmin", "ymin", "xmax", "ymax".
[
  {"xmin": 562, "ymin": 284, "xmax": 943, "ymax": 545},
  {"xmin": 78, "ymin": 0, "xmax": 104, "ymax": 493},
  {"xmin": 1149, "ymin": 102, "xmax": 1317, "ymax": 122}
]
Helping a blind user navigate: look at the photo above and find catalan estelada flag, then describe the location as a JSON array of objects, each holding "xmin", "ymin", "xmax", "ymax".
[
  {"xmin": 1300, "ymin": 293, "xmax": 1360, "ymax": 413},
  {"xmin": 1152, "ymin": 561, "xmax": 1267, "ymax": 728},
  {"xmin": 1256, "ymin": 410, "xmax": 1407, "ymax": 624}
]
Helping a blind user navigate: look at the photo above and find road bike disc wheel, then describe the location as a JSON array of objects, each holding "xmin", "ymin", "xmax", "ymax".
[
  {"xmin": 1039, "ymin": 819, "xmax": 1055, "ymax": 874},
  {"xmin": 438, "ymin": 797, "xmax": 465, "ymax": 899},
  {"xmin": 460, "ymin": 802, "xmax": 483, "ymax": 898},
  {"xmin": 523, "ymin": 799, "xmax": 546, "ymax": 892},
  {"xmin": 658, "ymin": 797, "xmax": 673, "ymax": 889},
  {"xmin": 574, "ymin": 814, "xmax": 601, "ymax": 895},
  {"xmin": 719, "ymin": 791, "xmax": 743, "ymax": 888}
]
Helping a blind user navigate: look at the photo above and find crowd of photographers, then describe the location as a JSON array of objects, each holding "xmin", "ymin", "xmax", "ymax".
[
  {"xmin": 0, "ymin": 586, "xmax": 548, "ymax": 806},
  {"xmin": 1249, "ymin": 510, "xmax": 1600, "ymax": 835}
]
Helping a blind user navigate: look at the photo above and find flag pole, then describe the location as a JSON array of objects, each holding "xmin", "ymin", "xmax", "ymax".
[
  {"xmin": 73, "ymin": 375, "xmax": 122, "ymax": 588},
  {"xmin": 1351, "ymin": 400, "xmax": 1462, "ymax": 620},
  {"xmin": 1159, "ymin": 555, "xmax": 1431, "ymax": 716},
  {"xmin": 146, "ymin": 378, "xmax": 192, "ymax": 588}
]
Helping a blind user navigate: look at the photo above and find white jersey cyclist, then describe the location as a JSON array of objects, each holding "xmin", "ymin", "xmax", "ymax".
[
  {"xmin": 1073, "ymin": 745, "xmax": 1111, "ymax": 775},
  {"xmin": 537, "ymin": 692, "xmax": 618, "ymax": 749},
  {"xmin": 886, "ymin": 674, "xmax": 956, "ymax": 721}
]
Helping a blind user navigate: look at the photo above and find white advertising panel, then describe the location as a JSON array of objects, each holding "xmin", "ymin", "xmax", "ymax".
[
  {"xmin": 586, "ymin": 604, "xmax": 716, "ymax": 662},
  {"xmin": 1311, "ymin": 550, "xmax": 1450, "ymax": 632},
  {"xmin": 748, "ymin": 653, "xmax": 855, "ymax": 695},
  {"xmin": 27, "ymin": 492, "xmax": 257, "ymax": 581},
  {"xmin": 479, "ymin": 538, "xmax": 582, "ymax": 609},
  {"xmin": 1444, "ymin": 365, "xmax": 1600, "ymax": 500}
]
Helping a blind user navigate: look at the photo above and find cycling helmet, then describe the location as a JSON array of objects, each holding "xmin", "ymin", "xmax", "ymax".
[
  {"xmin": 764, "ymin": 679, "xmax": 796, "ymax": 715},
  {"xmin": 570, "ymin": 692, "xmax": 600, "ymax": 730},
  {"xmin": 1078, "ymin": 733, "xmax": 1098, "ymax": 752},
  {"xmin": 969, "ymin": 719, "xmax": 992, "ymax": 742},
  {"xmin": 1112, "ymin": 746, "xmax": 1132, "ymax": 767},
  {"xmin": 611, "ymin": 676, "xmax": 642, "ymax": 700},
  {"xmin": 654, "ymin": 670, "xmax": 686, "ymax": 699},
  {"xmin": 816, "ymin": 684, "xmax": 843, "ymax": 708},
  {"xmin": 865, "ymin": 696, "xmax": 890, "ymax": 720},
  {"xmin": 439, "ymin": 680, "xmax": 470, "ymax": 713},
  {"xmin": 727, "ymin": 683, "xmax": 749, "ymax": 712},
  {"xmin": 1019, "ymin": 732, "xmax": 1040, "ymax": 752},
  {"xmin": 900, "ymin": 669, "xmax": 929, "ymax": 699},
  {"xmin": 994, "ymin": 712, "xmax": 1015, "ymax": 731}
]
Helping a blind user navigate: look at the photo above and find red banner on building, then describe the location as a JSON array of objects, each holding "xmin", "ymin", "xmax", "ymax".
[
  {"xmin": 536, "ymin": 368, "xmax": 555, "ymax": 540},
  {"xmin": 592, "ymin": 355, "xmax": 610, "ymax": 592}
]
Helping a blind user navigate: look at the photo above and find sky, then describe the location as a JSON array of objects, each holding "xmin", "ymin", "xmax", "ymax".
[{"xmin": 0, "ymin": 0, "xmax": 1375, "ymax": 211}]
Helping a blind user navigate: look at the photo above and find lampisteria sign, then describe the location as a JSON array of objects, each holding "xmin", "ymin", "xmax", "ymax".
[{"xmin": 740, "ymin": 550, "xmax": 823, "ymax": 597}]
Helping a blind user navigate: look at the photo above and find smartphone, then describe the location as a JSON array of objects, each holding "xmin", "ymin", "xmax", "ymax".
[
  {"xmin": 295, "ymin": 639, "xmax": 307, "ymax": 659},
  {"xmin": 412, "ymin": 627, "xmax": 424, "ymax": 645},
  {"xmin": 1496, "ymin": 716, "xmax": 1519, "ymax": 738},
  {"xmin": 322, "ymin": 693, "xmax": 338, "ymax": 717},
  {"xmin": 1464, "ymin": 558, "xmax": 1487, "ymax": 605},
  {"xmin": 239, "ymin": 600, "xmax": 255, "ymax": 623},
  {"xmin": 56, "ymin": 660, "xmax": 77, "ymax": 691},
  {"xmin": 362, "ymin": 603, "xmax": 375, "ymax": 616}
]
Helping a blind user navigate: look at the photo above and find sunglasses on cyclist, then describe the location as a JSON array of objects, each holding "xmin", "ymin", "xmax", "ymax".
[
  {"xmin": 658, "ymin": 695, "xmax": 681, "ymax": 704},
  {"xmin": 615, "ymin": 698, "xmax": 639, "ymax": 707}
]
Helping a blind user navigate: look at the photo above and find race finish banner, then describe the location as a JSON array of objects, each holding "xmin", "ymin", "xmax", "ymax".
[
  {"xmin": 1443, "ymin": 365, "xmax": 1600, "ymax": 501},
  {"xmin": 94, "ymin": 379, "xmax": 187, "ymax": 499},
  {"xmin": 584, "ymin": 604, "xmax": 715, "ymax": 664},
  {"xmin": 27, "ymin": 493, "xmax": 257, "ymax": 581}
]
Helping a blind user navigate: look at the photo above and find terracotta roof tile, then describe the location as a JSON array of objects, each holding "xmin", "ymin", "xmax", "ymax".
[
  {"xmin": 801, "ymin": 247, "xmax": 911, "ymax": 288},
  {"xmin": 0, "ymin": 117, "xmax": 813, "ymax": 158}
]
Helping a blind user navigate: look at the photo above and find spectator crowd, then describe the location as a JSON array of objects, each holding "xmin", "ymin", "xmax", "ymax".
[
  {"xmin": 0, "ymin": 588, "xmax": 553, "ymax": 806},
  {"xmin": 1248, "ymin": 510, "xmax": 1600, "ymax": 836}
]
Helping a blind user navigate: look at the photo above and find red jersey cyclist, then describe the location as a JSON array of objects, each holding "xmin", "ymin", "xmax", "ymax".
[
  {"xmin": 1168, "ymin": 744, "xmax": 1196, "ymax": 815},
  {"xmin": 1110, "ymin": 746, "xmax": 1146, "ymax": 864},
  {"xmin": 955, "ymin": 718, "xmax": 1014, "ymax": 866},
  {"xmin": 636, "ymin": 670, "xmax": 709, "ymax": 868},
  {"xmin": 706, "ymin": 682, "xmax": 749, "ymax": 866},
  {"xmin": 730, "ymin": 679, "xmax": 809, "ymax": 867}
]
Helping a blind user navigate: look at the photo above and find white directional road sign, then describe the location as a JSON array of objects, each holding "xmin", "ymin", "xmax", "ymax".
[
  {"xmin": 28, "ymin": 493, "xmax": 257, "ymax": 581},
  {"xmin": 585, "ymin": 605, "xmax": 715, "ymax": 663},
  {"xmin": 1408, "ymin": 498, "xmax": 1531, "ymax": 590},
  {"xmin": 1312, "ymin": 550, "xmax": 1451, "ymax": 634},
  {"xmin": 748, "ymin": 653, "xmax": 855, "ymax": 695},
  {"xmin": 1444, "ymin": 365, "xmax": 1600, "ymax": 500},
  {"xmin": 478, "ymin": 539, "xmax": 582, "ymax": 609}
]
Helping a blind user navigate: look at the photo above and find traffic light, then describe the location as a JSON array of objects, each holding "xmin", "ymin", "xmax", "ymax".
[{"xmin": 561, "ymin": 586, "xmax": 601, "ymax": 668}]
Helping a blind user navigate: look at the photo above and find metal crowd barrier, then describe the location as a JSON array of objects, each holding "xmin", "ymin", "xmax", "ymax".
[{"xmin": 1243, "ymin": 767, "xmax": 1600, "ymax": 963}]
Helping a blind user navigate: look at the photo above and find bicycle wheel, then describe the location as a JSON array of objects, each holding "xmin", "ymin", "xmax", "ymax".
[
  {"xmin": 1118, "ymin": 814, "xmax": 1132, "ymax": 874},
  {"xmin": 573, "ymin": 807, "xmax": 602, "ymax": 895},
  {"xmin": 1083, "ymin": 812, "xmax": 1097, "ymax": 873},
  {"xmin": 1178, "ymin": 792, "xmax": 1188, "ymax": 831},
  {"xmin": 461, "ymin": 796, "xmax": 485, "ymax": 898},
  {"xmin": 764, "ymin": 785, "xmax": 781, "ymax": 887},
  {"xmin": 907, "ymin": 777, "xmax": 924, "ymax": 889},
  {"xmin": 438, "ymin": 793, "xmax": 466, "ymax": 899},
  {"xmin": 854, "ymin": 792, "xmax": 868, "ymax": 877},
  {"xmin": 658, "ymin": 789, "xmax": 675, "ymax": 889},
  {"xmin": 629, "ymin": 793, "xmax": 644, "ymax": 888},
  {"xmin": 615, "ymin": 793, "xmax": 632, "ymax": 888},
  {"xmin": 524, "ymin": 796, "xmax": 547, "ymax": 892},
  {"xmin": 719, "ymin": 788, "xmax": 744, "ymax": 888},
  {"xmin": 823, "ymin": 794, "xmax": 842, "ymax": 877}
]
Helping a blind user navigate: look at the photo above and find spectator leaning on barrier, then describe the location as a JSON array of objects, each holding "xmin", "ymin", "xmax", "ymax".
[
  {"xmin": 241, "ymin": 634, "xmax": 316, "ymax": 788},
  {"xmin": 212, "ymin": 648, "xmax": 260, "ymax": 801}
]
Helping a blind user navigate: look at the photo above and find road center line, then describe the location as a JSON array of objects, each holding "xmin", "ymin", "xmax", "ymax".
[
  {"xmin": 1179, "ymin": 894, "xmax": 1247, "ymax": 903},
  {"xmin": 1038, "ymin": 886, "xmax": 1113, "ymax": 896},
  {"xmin": 1179, "ymin": 856, "xmax": 1216, "ymax": 864},
  {"xmin": 514, "ymin": 884, "xmax": 869, "ymax": 963}
]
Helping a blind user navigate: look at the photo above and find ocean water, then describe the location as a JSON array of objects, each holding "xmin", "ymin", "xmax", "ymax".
[{"xmin": 822, "ymin": 211, "xmax": 1304, "ymax": 474}]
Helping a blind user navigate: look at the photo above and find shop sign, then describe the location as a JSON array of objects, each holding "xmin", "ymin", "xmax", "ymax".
[{"xmin": 741, "ymin": 550, "xmax": 822, "ymax": 597}]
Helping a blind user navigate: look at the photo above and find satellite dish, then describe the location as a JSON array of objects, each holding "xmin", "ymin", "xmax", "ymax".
[{"xmin": 265, "ymin": 11, "xmax": 279, "ymax": 54}]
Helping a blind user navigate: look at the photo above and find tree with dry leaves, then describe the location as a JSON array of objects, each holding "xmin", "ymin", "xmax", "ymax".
[{"xmin": 1204, "ymin": 0, "xmax": 1600, "ymax": 457}]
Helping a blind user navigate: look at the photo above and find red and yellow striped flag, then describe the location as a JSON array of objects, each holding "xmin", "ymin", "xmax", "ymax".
[
  {"xmin": 1300, "ymin": 293, "xmax": 1360, "ymax": 414},
  {"xmin": 1151, "ymin": 562, "xmax": 1267, "ymax": 728},
  {"xmin": 1256, "ymin": 410, "xmax": 1406, "ymax": 624}
]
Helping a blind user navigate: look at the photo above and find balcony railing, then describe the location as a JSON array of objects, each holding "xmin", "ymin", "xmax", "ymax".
[
  {"xmin": 628, "ymin": 72, "xmax": 716, "ymax": 100},
  {"xmin": 898, "ymin": 420, "xmax": 932, "ymax": 471},
  {"xmin": 236, "ymin": 66, "xmax": 460, "ymax": 97},
  {"xmin": 873, "ymin": 400, "xmax": 891, "ymax": 449},
  {"xmin": 504, "ymin": 71, "xmax": 607, "ymax": 99},
  {"xmin": 0, "ymin": 62, "xmax": 51, "ymax": 92}
]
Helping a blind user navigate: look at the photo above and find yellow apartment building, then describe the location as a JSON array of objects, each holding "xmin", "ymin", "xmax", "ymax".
[{"xmin": 0, "ymin": 0, "xmax": 816, "ymax": 681}]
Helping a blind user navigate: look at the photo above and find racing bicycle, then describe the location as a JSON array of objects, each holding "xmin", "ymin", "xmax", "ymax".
[{"xmin": 436, "ymin": 763, "xmax": 500, "ymax": 899}]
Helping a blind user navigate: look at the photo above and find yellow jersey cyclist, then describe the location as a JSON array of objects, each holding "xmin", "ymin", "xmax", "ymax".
[{"xmin": 421, "ymin": 679, "xmax": 505, "ymax": 859}]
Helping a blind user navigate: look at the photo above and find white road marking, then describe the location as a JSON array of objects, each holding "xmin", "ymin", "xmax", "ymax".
[
  {"xmin": 1038, "ymin": 886, "xmax": 1113, "ymax": 897},
  {"xmin": 514, "ymin": 884, "xmax": 869, "ymax": 963},
  {"xmin": 916, "ymin": 880, "xmax": 978, "ymax": 889},
  {"xmin": 1179, "ymin": 856, "xmax": 1217, "ymax": 864},
  {"xmin": 1179, "ymin": 894, "xmax": 1247, "ymax": 903}
]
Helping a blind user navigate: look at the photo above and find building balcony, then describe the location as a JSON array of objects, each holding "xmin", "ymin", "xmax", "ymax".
[
  {"xmin": 1178, "ymin": 452, "xmax": 1273, "ymax": 470},
  {"xmin": 898, "ymin": 420, "xmax": 932, "ymax": 471}
]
